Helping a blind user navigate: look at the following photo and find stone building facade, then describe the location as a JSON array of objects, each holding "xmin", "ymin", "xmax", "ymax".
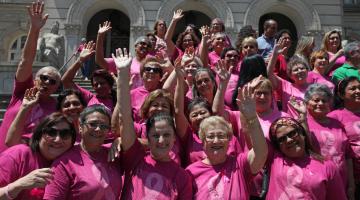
[{"xmin": 0, "ymin": 0, "xmax": 359, "ymax": 94}]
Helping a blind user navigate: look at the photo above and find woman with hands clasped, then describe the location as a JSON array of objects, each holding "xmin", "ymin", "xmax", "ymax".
[
  {"xmin": 0, "ymin": 112, "xmax": 76, "ymax": 200},
  {"xmin": 185, "ymin": 80, "xmax": 268, "ymax": 199},
  {"xmin": 112, "ymin": 48, "xmax": 192, "ymax": 199}
]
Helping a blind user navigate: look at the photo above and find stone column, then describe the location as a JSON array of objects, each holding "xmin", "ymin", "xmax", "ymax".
[{"xmin": 63, "ymin": 24, "xmax": 81, "ymax": 71}]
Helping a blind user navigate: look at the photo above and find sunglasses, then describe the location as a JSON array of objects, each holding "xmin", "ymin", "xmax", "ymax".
[
  {"xmin": 144, "ymin": 67, "xmax": 162, "ymax": 74},
  {"xmin": 43, "ymin": 127, "xmax": 73, "ymax": 140},
  {"xmin": 277, "ymin": 129, "xmax": 299, "ymax": 144},
  {"xmin": 84, "ymin": 122, "xmax": 110, "ymax": 131},
  {"xmin": 39, "ymin": 74, "xmax": 57, "ymax": 85}
]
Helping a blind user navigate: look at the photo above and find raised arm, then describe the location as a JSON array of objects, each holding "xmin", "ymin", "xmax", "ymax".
[
  {"xmin": 164, "ymin": 9, "xmax": 183, "ymax": 58},
  {"xmin": 288, "ymin": 96, "xmax": 309, "ymax": 133},
  {"xmin": 61, "ymin": 41, "xmax": 95, "ymax": 89},
  {"xmin": 267, "ymin": 39, "xmax": 287, "ymax": 90},
  {"xmin": 326, "ymin": 48, "xmax": 344, "ymax": 74},
  {"xmin": 95, "ymin": 21, "xmax": 112, "ymax": 70},
  {"xmin": 5, "ymin": 88, "xmax": 39, "ymax": 147},
  {"xmin": 237, "ymin": 80, "xmax": 268, "ymax": 174},
  {"xmin": 112, "ymin": 48, "xmax": 135, "ymax": 151},
  {"xmin": 212, "ymin": 59, "xmax": 232, "ymax": 117},
  {"xmin": 173, "ymin": 58, "xmax": 190, "ymax": 141},
  {"xmin": 198, "ymin": 26, "xmax": 210, "ymax": 67},
  {"xmin": 16, "ymin": 1, "xmax": 49, "ymax": 82}
]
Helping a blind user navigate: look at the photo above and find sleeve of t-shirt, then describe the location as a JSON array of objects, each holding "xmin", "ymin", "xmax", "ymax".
[
  {"xmin": 237, "ymin": 152, "xmax": 254, "ymax": 183},
  {"xmin": 324, "ymin": 160, "xmax": 347, "ymax": 200},
  {"xmin": 43, "ymin": 160, "xmax": 71, "ymax": 200},
  {"xmin": 104, "ymin": 58, "xmax": 117, "ymax": 74},
  {"xmin": 13, "ymin": 75, "xmax": 33, "ymax": 98},
  {"xmin": 74, "ymin": 84, "xmax": 93, "ymax": 105},
  {"xmin": 0, "ymin": 148, "xmax": 20, "ymax": 186},
  {"xmin": 121, "ymin": 139, "xmax": 146, "ymax": 172},
  {"xmin": 331, "ymin": 68, "xmax": 346, "ymax": 84},
  {"xmin": 176, "ymin": 170, "xmax": 193, "ymax": 200}
]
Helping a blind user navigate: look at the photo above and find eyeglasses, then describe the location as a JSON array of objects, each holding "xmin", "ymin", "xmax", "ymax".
[
  {"xmin": 144, "ymin": 67, "xmax": 162, "ymax": 74},
  {"xmin": 277, "ymin": 129, "xmax": 299, "ymax": 144},
  {"xmin": 39, "ymin": 74, "xmax": 57, "ymax": 85},
  {"xmin": 83, "ymin": 122, "xmax": 110, "ymax": 131},
  {"xmin": 42, "ymin": 127, "xmax": 73, "ymax": 140},
  {"xmin": 205, "ymin": 134, "xmax": 228, "ymax": 142}
]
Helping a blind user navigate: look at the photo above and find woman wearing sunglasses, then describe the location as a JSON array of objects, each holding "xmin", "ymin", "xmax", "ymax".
[
  {"xmin": 266, "ymin": 115, "xmax": 347, "ymax": 199},
  {"xmin": 0, "ymin": 112, "xmax": 76, "ymax": 199},
  {"xmin": 130, "ymin": 56, "xmax": 165, "ymax": 123},
  {"xmin": 0, "ymin": 1, "xmax": 61, "ymax": 152},
  {"xmin": 44, "ymin": 105, "xmax": 123, "ymax": 199}
]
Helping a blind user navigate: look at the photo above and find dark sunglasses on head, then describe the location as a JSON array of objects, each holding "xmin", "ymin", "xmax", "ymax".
[
  {"xmin": 39, "ymin": 74, "xmax": 57, "ymax": 85},
  {"xmin": 144, "ymin": 67, "xmax": 162, "ymax": 74},
  {"xmin": 277, "ymin": 129, "xmax": 299, "ymax": 144},
  {"xmin": 43, "ymin": 127, "xmax": 73, "ymax": 140}
]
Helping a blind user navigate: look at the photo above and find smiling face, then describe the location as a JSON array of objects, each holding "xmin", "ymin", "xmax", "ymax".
[
  {"xmin": 313, "ymin": 55, "xmax": 329, "ymax": 73},
  {"xmin": 156, "ymin": 20, "xmax": 166, "ymax": 36},
  {"xmin": 290, "ymin": 63, "xmax": 308, "ymax": 85},
  {"xmin": 92, "ymin": 76, "xmax": 111, "ymax": 97},
  {"xmin": 281, "ymin": 32, "xmax": 292, "ymax": 48},
  {"xmin": 306, "ymin": 94, "xmax": 331, "ymax": 119},
  {"xmin": 60, "ymin": 94, "xmax": 84, "ymax": 122},
  {"xmin": 147, "ymin": 97, "xmax": 171, "ymax": 118},
  {"xmin": 39, "ymin": 120, "xmax": 73, "ymax": 161},
  {"xmin": 224, "ymin": 50, "xmax": 240, "ymax": 67},
  {"xmin": 182, "ymin": 34, "xmax": 194, "ymax": 50},
  {"xmin": 189, "ymin": 104, "xmax": 211, "ymax": 132},
  {"xmin": 241, "ymin": 41, "xmax": 258, "ymax": 57},
  {"xmin": 142, "ymin": 62, "xmax": 162, "ymax": 88},
  {"xmin": 254, "ymin": 86, "xmax": 272, "ymax": 114},
  {"xmin": 212, "ymin": 34, "xmax": 226, "ymax": 52},
  {"xmin": 276, "ymin": 125, "xmax": 306, "ymax": 158},
  {"xmin": 34, "ymin": 69, "xmax": 60, "ymax": 98},
  {"xmin": 343, "ymin": 80, "xmax": 360, "ymax": 108},
  {"xmin": 195, "ymin": 71, "xmax": 215, "ymax": 97},
  {"xmin": 328, "ymin": 32, "xmax": 341, "ymax": 50},
  {"xmin": 135, "ymin": 39, "xmax": 150, "ymax": 58},
  {"xmin": 202, "ymin": 124, "xmax": 230, "ymax": 161},
  {"xmin": 147, "ymin": 119, "xmax": 176, "ymax": 161},
  {"xmin": 80, "ymin": 112, "xmax": 110, "ymax": 150}
]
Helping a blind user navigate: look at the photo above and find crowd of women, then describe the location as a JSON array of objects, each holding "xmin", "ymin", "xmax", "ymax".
[{"xmin": 0, "ymin": 1, "xmax": 360, "ymax": 199}]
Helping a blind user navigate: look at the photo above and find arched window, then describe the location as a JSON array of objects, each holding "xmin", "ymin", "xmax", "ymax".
[{"xmin": 8, "ymin": 35, "xmax": 27, "ymax": 62}]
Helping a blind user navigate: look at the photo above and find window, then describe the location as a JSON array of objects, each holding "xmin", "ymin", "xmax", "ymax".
[
  {"xmin": 8, "ymin": 35, "xmax": 27, "ymax": 62},
  {"xmin": 344, "ymin": 0, "xmax": 360, "ymax": 5}
]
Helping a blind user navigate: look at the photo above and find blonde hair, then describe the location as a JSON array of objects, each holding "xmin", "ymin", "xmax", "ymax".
[
  {"xmin": 321, "ymin": 30, "xmax": 342, "ymax": 51},
  {"xmin": 295, "ymin": 36, "xmax": 314, "ymax": 57},
  {"xmin": 198, "ymin": 116, "xmax": 233, "ymax": 141},
  {"xmin": 241, "ymin": 36, "xmax": 258, "ymax": 49}
]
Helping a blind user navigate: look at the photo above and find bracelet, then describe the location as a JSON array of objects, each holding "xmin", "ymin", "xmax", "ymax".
[
  {"xmin": 246, "ymin": 117, "xmax": 258, "ymax": 126},
  {"xmin": 5, "ymin": 185, "xmax": 15, "ymax": 200}
]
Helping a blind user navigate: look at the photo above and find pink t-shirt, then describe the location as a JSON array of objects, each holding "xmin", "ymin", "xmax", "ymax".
[
  {"xmin": 121, "ymin": 139, "xmax": 192, "ymax": 199},
  {"xmin": 208, "ymin": 51, "xmax": 221, "ymax": 69},
  {"xmin": 329, "ymin": 108, "xmax": 360, "ymax": 182},
  {"xmin": 0, "ymin": 76, "xmax": 57, "ymax": 152},
  {"xmin": 267, "ymin": 152, "xmax": 347, "ymax": 200},
  {"xmin": 44, "ymin": 145, "xmax": 122, "ymax": 200},
  {"xmin": 186, "ymin": 152, "xmax": 253, "ymax": 200},
  {"xmin": 327, "ymin": 52, "xmax": 346, "ymax": 76},
  {"xmin": 224, "ymin": 73, "xmax": 240, "ymax": 110},
  {"xmin": 130, "ymin": 86, "xmax": 150, "ymax": 123},
  {"xmin": 134, "ymin": 122, "xmax": 183, "ymax": 165},
  {"xmin": 307, "ymin": 114, "xmax": 350, "ymax": 188},
  {"xmin": 0, "ymin": 144, "xmax": 51, "ymax": 200},
  {"xmin": 307, "ymin": 71, "xmax": 335, "ymax": 91},
  {"xmin": 105, "ymin": 57, "xmax": 143, "ymax": 89},
  {"xmin": 75, "ymin": 84, "xmax": 114, "ymax": 112},
  {"xmin": 278, "ymin": 78, "xmax": 308, "ymax": 117}
]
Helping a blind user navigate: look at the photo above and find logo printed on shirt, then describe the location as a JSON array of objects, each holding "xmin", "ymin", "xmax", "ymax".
[
  {"xmin": 91, "ymin": 163, "xmax": 116, "ymax": 199},
  {"xmin": 279, "ymin": 165, "xmax": 305, "ymax": 199},
  {"xmin": 143, "ymin": 172, "xmax": 164, "ymax": 199},
  {"xmin": 207, "ymin": 172, "xmax": 224, "ymax": 200},
  {"xmin": 320, "ymin": 131, "xmax": 341, "ymax": 166}
]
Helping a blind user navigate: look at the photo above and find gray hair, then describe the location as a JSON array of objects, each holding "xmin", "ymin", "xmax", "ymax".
[
  {"xmin": 344, "ymin": 41, "xmax": 360, "ymax": 60},
  {"xmin": 79, "ymin": 104, "xmax": 111, "ymax": 124},
  {"xmin": 304, "ymin": 83, "xmax": 333, "ymax": 103},
  {"xmin": 286, "ymin": 56, "xmax": 309, "ymax": 78},
  {"xmin": 35, "ymin": 66, "xmax": 61, "ymax": 82},
  {"xmin": 134, "ymin": 36, "xmax": 151, "ymax": 47}
]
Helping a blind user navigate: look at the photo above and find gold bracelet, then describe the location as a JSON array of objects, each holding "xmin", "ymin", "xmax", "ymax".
[{"xmin": 246, "ymin": 117, "xmax": 257, "ymax": 126}]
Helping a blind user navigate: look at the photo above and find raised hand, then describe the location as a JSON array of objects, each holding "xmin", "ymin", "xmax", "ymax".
[
  {"xmin": 27, "ymin": 1, "xmax": 49, "ymax": 30},
  {"xmin": 22, "ymin": 87, "xmax": 40, "ymax": 108},
  {"xmin": 16, "ymin": 168, "xmax": 53, "ymax": 189},
  {"xmin": 181, "ymin": 47, "xmax": 195, "ymax": 65},
  {"xmin": 273, "ymin": 38, "xmax": 287, "ymax": 56},
  {"xmin": 98, "ymin": 21, "xmax": 112, "ymax": 35},
  {"xmin": 108, "ymin": 137, "xmax": 122, "ymax": 162},
  {"xmin": 200, "ymin": 25, "xmax": 210, "ymax": 40},
  {"xmin": 215, "ymin": 59, "xmax": 232, "ymax": 82},
  {"xmin": 112, "ymin": 48, "xmax": 132, "ymax": 72},
  {"xmin": 289, "ymin": 96, "xmax": 307, "ymax": 115},
  {"xmin": 79, "ymin": 41, "xmax": 95, "ymax": 62},
  {"xmin": 236, "ymin": 78, "xmax": 263, "ymax": 120},
  {"xmin": 173, "ymin": 9, "xmax": 184, "ymax": 21}
]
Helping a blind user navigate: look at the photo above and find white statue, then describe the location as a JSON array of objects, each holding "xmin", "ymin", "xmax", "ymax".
[{"xmin": 38, "ymin": 21, "xmax": 65, "ymax": 68}]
